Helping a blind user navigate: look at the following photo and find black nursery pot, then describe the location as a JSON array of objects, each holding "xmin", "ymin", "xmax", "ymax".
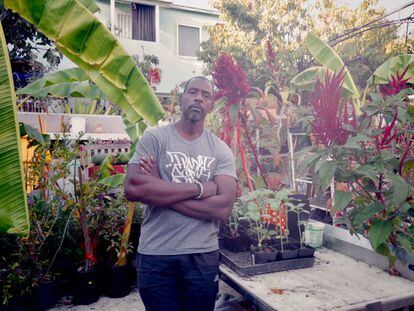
[
  {"xmin": 298, "ymin": 245, "xmax": 315, "ymax": 258},
  {"xmin": 30, "ymin": 280, "xmax": 57, "ymax": 311},
  {"xmin": 223, "ymin": 235, "xmax": 251, "ymax": 253},
  {"xmin": 274, "ymin": 243, "xmax": 299, "ymax": 260},
  {"xmin": 251, "ymin": 247, "xmax": 278, "ymax": 264},
  {"xmin": 104, "ymin": 265, "xmax": 132, "ymax": 298},
  {"xmin": 72, "ymin": 269, "xmax": 100, "ymax": 305}
]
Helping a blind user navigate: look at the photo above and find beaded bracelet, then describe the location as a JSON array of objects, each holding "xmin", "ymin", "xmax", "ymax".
[{"xmin": 194, "ymin": 180, "xmax": 204, "ymax": 200}]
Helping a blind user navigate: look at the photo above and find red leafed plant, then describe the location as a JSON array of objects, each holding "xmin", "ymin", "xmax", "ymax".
[
  {"xmin": 302, "ymin": 65, "xmax": 414, "ymax": 270},
  {"xmin": 212, "ymin": 54, "xmax": 255, "ymax": 190},
  {"xmin": 379, "ymin": 67, "xmax": 411, "ymax": 97},
  {"xmin": 266, "ymin": 39, "xmax": 276, "ymax": 72},
  {"xmin": 212, "ymin": 53, "xmax": 250, "ymax": 147},
  {"xmin": 212, "ymin": 54, "xmax": 250, "ymax": 106},
  {"xmin": 310, "ymin": 68, "xmax": 355, "ymax": 147}
]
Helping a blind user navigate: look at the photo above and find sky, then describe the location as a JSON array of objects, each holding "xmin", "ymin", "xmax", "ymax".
[
  {"xmin": 172, "ymin": 0, "xmax": 414, "ymax": 34},
  {"xmin": 173, "ymin": 0, "xmax": 414, "ymax": 15}
]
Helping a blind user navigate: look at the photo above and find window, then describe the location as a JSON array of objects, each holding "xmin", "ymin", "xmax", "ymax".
[
  {"xmin": 117, "ymin": 13, "xmax": 132, "ymax": 39},
  {"xmin": 178, "ymin": 25, "xmax": 200, "ymax": 57},
  {"xmin": 132, "ymin": 3, "xmax": 156, "ymax": 42}
]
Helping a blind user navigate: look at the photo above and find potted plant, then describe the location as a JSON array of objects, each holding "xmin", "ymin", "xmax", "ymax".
[
  {"xmin": 71, "ymin": 170, "xmax": 104, "ymax": 305},
  {"xmin": 96, "ymin": 192, "xmax": 136, "ymax": 298},
  {"xmin": 266, "ymin": 189, "xmax": 300, "ymax": 260},
  {"xmin": 222, "ymin": 200, "xmax": 251, "ymax": 253},
  {"xmin": 288, "ymin": 198, "xmax": 315, "ymax": 258},
  {"xmin": 237, "ymin": 189, "xmax": 279, "ymax": 264},
  {"xmin": 0, "ymin": 129, "xmax": 80, "ymax": 310}
]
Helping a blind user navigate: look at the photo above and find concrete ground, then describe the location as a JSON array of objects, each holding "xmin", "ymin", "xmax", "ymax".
[{"xmin": 51, "ymin": 280, "xmax": 247, "ymax": 311}]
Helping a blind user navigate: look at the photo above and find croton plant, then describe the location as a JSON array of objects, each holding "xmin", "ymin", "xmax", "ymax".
[{"xmin": 300, "ymin": 68, "xmax": 414, "ymax": 268}]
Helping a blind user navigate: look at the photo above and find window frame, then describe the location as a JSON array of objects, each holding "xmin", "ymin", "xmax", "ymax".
[
  {"xmin": 115, "ymin": 1, "xmax": 159, "ymax": 43},
  {"xmin": 176, "ymin": 23, "xmax": 201, "ymax": 59}
]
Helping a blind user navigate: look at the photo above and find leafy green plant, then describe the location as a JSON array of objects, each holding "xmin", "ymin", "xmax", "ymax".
[
  {"xmin": 96, "ymin": 193, "xmax": 135, "ymax": 266},
  {"xmin": 287, "ymin": 201, "xmax": 310, "ymax": 249},
  {"xmin": 300, "ymin": 66, "xmax": 414, "ymax": 268},
  {"xmin": 238, "ymin": 189, "xmax": 276, "ymax": 251},
  {"xmin": 237, "ymin": 188, "xmax": 293, "ymax": 252},
  {"xmin": 0, "ymin": 131, "xmax": 79, "ymax": 307},
  {"xmin": 228, "ymin": 200, "xmax": 247, "ymax": 238}
]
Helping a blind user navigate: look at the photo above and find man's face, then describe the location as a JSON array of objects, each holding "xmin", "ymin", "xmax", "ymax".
[{"xmin": 180, "ymin": 78, "xmax": 213, "ymax": 123}]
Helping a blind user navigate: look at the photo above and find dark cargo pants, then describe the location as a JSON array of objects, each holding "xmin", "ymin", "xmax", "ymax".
[{"xmin": 136, "ymin": 250, "xmax": 219, "ymax": 311}]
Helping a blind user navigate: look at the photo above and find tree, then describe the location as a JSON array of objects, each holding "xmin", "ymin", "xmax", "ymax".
[
  {"xmin": 199, "ymin": 0, "xmax": 404, "ymax": 92},
  {"xmin": 0, "ymin": 9, "xmax": 62, "ymax": 68}
]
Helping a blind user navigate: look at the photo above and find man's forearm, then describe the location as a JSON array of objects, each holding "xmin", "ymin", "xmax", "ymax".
[
  {"xmin": 171, "ymin": 194, "xmax": 234, "ymax": 221},
  {"xmin": 125, "ymin": 170, "xmax": 199, "ymax": 206},
  {"xmin": 125, "ymin": 164, "xmax": 218, "ymax": 207}
]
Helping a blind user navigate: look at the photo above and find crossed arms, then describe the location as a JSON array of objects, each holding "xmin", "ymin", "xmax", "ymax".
[{"xmin": 124, "ymin": 158, "xmax": 237, "ymax": 222}]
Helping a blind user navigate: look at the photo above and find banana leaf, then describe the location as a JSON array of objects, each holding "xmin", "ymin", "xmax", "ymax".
[
  {"xmin": 368, "ymin": 54, "xmax": 414, "ymax": 85},
  {"xmin": 6, "ymin": 0, "xmax": 164, "ymax": 126},
  {"xmin": 290, "ymin": 66, "xmax": 354, "ymax": 96},
  {"xmin": 0, "ymin": 21, "xmax": 29, "ymax": 235},
  {"xmin": 77, "ymin": 0, "xmax": 99, "ymax": 13},
  {"xmin": 16, "ymin": 67, "xmax": 89, "ymax": 95},
  {"xmin": 306, "ymin": 33, "xmax": 360, "ymax": 112},
  {"xmin": 19, "ymin": 81, "xmax": 106, "ymax": 100}
]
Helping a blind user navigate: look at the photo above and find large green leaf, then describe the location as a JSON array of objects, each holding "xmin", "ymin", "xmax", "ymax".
[
  {"xmin": 370, "ymin": 219, "xmax": 394, "ymax": 251},
  {"xmin": 368, "ymin": 54, "xmax": 414, "ymax": 85},
  {"xmin": 78, "ymin": 0, "xmax": 99, "ymax": 13},
  {"xmin": 290, "ymin": 66, "xmax": 354, "ymax": 96},
  {"xmin": 318, "ymin": 161, "xmax": 336, "ymax": 191},
  {"xmin": 349, "ymin": 202, "xmax": 384, "ymax": 228},
  {"xmin": 17, "ymin": 67, "xmax": 89, "ymax": 95},
  {"xmin": 6, "ymin": 0, "xmax": 164, "ymax": 126},
  {"xmin": 17, "ymin": 67, "xmax": 105, "ymax": 100},
  {"xmin": 333, "ymin": 191, "xmax": 352, "ymax": 212},
  {"xmin": 306, "ymin": 33, "xmax": 360, "ymax": 112},
  {"xmin": 19, "ymin": 81, "xmax": 106, "ymax": 100},
  {"xmin": 388, "ymin": 174, "xmax": 409, "ymax": 207},
  {"xmin": 0, "ymin": 21, "xmax": 29, "ymax": 235},
  {"xmin": 397, "ymin": 233, "xmax": 413, "ymax": 254}
]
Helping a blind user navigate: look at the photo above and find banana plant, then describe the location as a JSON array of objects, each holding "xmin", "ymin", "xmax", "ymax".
[
  {"xmin": 368, "ymin": 54, "xmax": 414, "ymax": 85},
  {"xmin": 17, "ymin": 67, "xmax": 106, "ymax": 102},
  {"xmin": 1, "ymin": 0, "xmax": 164, "ymax": 268},
  {"xmin": 290, "ymin": 66, "xmax": 354, "ymax": 97},
  {"xmin": 290, "ymin": 33, "xmax": 360, "ymax": 113},
  {"xmin": 5, "ymin": 0, "xmax": 164, "ymax": 125},
  {"xmin": 0, "ymin": 21, "xmax": 29, "ymax": 235}
]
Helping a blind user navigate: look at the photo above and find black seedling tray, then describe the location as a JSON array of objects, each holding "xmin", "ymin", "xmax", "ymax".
[{"xmin": 219, "ymin": 249, "xmax": 315, "ymax": 277}]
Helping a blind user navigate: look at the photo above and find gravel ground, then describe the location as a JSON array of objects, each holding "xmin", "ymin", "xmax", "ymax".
[{"xmin": 51, "ymin": 280, "xmax": 246, "ymax": 311}]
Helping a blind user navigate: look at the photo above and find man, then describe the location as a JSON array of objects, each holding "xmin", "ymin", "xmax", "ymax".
[{"xmin": 125, "ymin": 76, "xmax": 237, "ymax": 311}]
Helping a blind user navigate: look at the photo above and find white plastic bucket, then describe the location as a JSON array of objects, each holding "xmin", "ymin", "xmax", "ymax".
[{"xmin": 305, "ymin": 222, "xmax": 325, "ymax": 248}]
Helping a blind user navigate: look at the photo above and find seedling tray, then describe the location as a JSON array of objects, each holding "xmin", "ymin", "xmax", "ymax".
[{"xmin": 219, "ymin": 249, "xmax": 315, "ymax": 277}]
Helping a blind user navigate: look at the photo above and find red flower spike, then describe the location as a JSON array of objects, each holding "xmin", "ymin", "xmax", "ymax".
[
  {"xmin": 266, "ymin": 39, "xmax": 276, "ymax": 71},
  {"xmin": 212, "ymin": 54, "xmax": 250, "ymax": 106},
  {"xmin": 310, "ymin": 68, "xmax": 350, "ymax": 147},
  {"xmin": 376, "ymin": 111, "xmax": 399, "ymax": 151},
  {"xmin": 379, "ymin": 66, "xmax": 411, "ymax": 98}
]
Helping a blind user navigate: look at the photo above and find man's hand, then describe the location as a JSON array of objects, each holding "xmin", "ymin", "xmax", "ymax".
[{"xmin": 139, "ymin": 156, "xmax": 160, "ymax": 178}]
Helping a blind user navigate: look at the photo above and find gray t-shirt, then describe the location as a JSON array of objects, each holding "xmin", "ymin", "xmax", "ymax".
[{"xmin": 128, "ymin": 124, "xmax": 236, "ymax": 255}]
